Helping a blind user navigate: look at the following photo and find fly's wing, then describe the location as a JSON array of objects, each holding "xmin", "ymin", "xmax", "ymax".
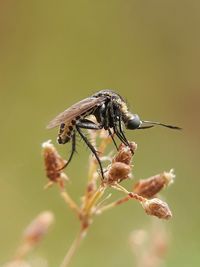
[{"xmin": 47, "ymin": 96, "xmax": 107, "ymax": 129}]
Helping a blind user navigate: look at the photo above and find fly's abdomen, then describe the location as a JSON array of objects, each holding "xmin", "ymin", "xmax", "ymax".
[
  {"xmin": 57, "ymin": 122, "xmax": 74, "ymax": 144},
  {"xmin": 57, "ymin": 109, "xmax": 95, "ymax": 144}
]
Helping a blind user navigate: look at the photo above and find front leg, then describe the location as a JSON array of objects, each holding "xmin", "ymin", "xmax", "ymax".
[
  {"xmin": 108, "ymin": 100, "xmax": 130, "ymax": 147},
  {"xmin": 97, "ymin": 103, "xmax": 118, "ymax": 150}
]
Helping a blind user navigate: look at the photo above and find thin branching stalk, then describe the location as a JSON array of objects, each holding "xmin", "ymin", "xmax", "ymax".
[
  {"xmin": 60, "ymin": 228, "xmax": 87, "ymax": 267},
  {"xmin": 61, "ymin": 190, "xmax": 80, "ymax": 215}
]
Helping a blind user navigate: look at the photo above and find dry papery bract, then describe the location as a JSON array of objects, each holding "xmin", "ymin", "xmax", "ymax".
[{"xmin": 41, "ymin": 129, "xmax": 174, "ymax": 267}]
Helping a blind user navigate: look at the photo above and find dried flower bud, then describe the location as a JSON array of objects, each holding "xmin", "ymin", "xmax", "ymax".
[
  {"xmin": 104, "ymin": 142, "xmax": 135, "ymax": 184},
  {"xmin": 142, "ymin": 198, "xmax": 172, "ymax": 220},
  {"xmin": 113, "ymin": 142, "xmax": 137, "ymax": 165},
  {"xmin": 42, "ymin": 140, "xmax": 68, "ymax": 186},
  {"xmin": 106, "ymin": 162, "xmax": 131, "ymax": 183},
  {"xmin": 23, "ymin": 211, "xmax": 54, "ymax": 244},
  {"xmin": 133, "ymin": 169, "xmax": 175, "ymax": 198}
]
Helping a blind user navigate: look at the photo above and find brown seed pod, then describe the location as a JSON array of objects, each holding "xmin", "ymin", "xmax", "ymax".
[{"xmin": 142, "ymin": 198, "xmax": 172, "ymax": 220}]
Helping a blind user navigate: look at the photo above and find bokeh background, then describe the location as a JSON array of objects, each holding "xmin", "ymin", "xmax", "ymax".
[{"xmin": 0, "ymin": 1, "xmax": 200, "ymax": 266}]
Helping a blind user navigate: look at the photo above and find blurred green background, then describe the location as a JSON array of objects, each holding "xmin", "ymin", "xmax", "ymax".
[{"xmin": 0, "ymin": 1, "xmax": 200, "ymax": 266}]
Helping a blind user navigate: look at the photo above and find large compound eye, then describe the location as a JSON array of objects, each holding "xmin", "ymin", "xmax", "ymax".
[{"xmin": 126, "ymin": 114, "xmax": 141, "ymax": 129}]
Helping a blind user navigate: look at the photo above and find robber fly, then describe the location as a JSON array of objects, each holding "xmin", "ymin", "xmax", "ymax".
[{"xmin": 47, "ymin": 89, "xmax": 181, "ymax": 178}]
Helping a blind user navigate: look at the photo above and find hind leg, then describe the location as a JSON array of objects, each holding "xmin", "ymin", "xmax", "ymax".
[
  {"xmin": 76, "ymin": 125, "xmax": 105, "ymax": 179},
  {"xmin": 59, "ymin": 132, "xmax": 76, "ymax": 170}
]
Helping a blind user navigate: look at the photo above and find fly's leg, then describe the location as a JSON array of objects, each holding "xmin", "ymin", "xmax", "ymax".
[
  {"xmin": 118, "ymin": 115, "xmax": 132, "ymax": 146},
  {"xmin": 95, "ymin": 103, "xmax": 108, "ymax": 129},
  {"xmin": 76, "ymin": 125, "xmax": 105, "ymax": 179},
  {"xmin": 76, "ymin": 119, "xmax": 102, "ymax": 130},
  {"xmin": 59, "ymin": 132, "xmax": 76, "ymax": 170},
  {"xmin": 108, "ymin": 128, "xmax": 118, "ymax": 150},
  {"xmin": 107, "ymin": 101, "xmax": 130, "ymax": 147},
  {"xmin": 97, "ymin": 103, "xmax": 118, "ymax": 150}
]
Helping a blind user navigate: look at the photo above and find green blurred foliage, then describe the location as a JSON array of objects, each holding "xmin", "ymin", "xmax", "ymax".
[{"xmin": 0, "ymin": 1, "xmax": 200, "ymax": 266}]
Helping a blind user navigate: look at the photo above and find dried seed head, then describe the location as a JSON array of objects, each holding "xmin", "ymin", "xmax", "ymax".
[
  {"xmin": 23, "ymin": 211, "xmax": 54, "ymax": 244},
  {"xmin": 104, "ymin": 142, "xmax": 135, "ymax": 184},
  {"xmin": 106, "ymin": 162, "xmax": 131, "ymax": 184},
  {"xmin": 142, "ymin": 198, "xmax": 172, "ymax": 220},
  {"xmin": 113, "ymin": 142, "xmax": 137, "ymax": 165},
  {"xmin": 42, "ymin": 140, "xmax": 68, "ymax": 186},
  {"xmin": 14, "ymin": 212, "xmax": 55, "ymax": 261},
  {"xmin": 133, "ymin": 169, "xmax": 175, "ymax": 198}
]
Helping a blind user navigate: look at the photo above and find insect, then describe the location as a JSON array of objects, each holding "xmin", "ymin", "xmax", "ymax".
[{"xmin": 47, "ymin": 89, "xmax": 181, "ymax": 178}]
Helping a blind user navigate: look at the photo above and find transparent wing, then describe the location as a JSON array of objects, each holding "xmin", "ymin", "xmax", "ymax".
[{"xmin": 47, "ymin": 96, "xmax": 107, "ymax": 129}]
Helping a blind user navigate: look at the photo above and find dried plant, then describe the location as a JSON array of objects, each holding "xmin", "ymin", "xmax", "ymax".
[
  {"xmin": 3, "ymin": 129, "xmax": 175, "ymax": 267},
  {"xmin": 41, "ymin": 129, "xmax": 175, "ymax": 267},
  {"xmin": 4, "ymin": 211, "xmax": 54, "ymax": 267},
  {"xmin": 129, "ymin": 220, "xmax": 170, "ymax": 267}
]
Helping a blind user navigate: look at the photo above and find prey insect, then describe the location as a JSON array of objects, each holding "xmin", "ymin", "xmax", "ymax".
[{"xmin": 47, "ymin": 89, "xmax": 181, "ymax": 178}]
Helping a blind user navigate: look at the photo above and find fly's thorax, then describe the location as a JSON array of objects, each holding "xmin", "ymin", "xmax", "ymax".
[
  {"xmin": 93, "ymin": 89, "xmax": 118, "ymax": 98},
  {"xmin": 93, "ymin": 89, "xmax": 125, "ymax": 102},
  {"xmin": 115, "ymin": 98, "xmax": 141, "ymax": 129},
  {"xmin": 115, "ymin": 98, "xmax": 130, "ymax": 121},
  {"xmin": 122, "ymin": 111, "xmax": 134, "ymax": 123},
  {"xmin": 116, "ymin": 98, "xmax": 128, "ymax": 113}
]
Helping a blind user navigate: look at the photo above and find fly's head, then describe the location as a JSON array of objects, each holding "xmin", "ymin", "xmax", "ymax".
[{"xmin": 123, "ymin": 113, "xmax": 141, "ymax": 130}]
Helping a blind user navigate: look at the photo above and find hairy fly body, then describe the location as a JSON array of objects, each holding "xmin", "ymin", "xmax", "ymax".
[{"xmin": 47, "ymin": 90, "xmax": 181, "ymax": 178}]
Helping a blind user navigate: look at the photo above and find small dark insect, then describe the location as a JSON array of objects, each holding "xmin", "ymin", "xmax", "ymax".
[{"xmin": 47, "ymin": 89, "xmax": 181, "ymax": 178}]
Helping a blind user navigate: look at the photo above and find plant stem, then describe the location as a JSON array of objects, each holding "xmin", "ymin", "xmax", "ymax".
[
  {"xmin": 83, "ymin": 185, "xmax": 105, "ymax": 214},
  {"xmin": 111, "ymin": 183, "xmax": 130, "ymax": 194},
  {"xmin": 60, "ymin": 191, "xmax": 80, "ymax": 215},
  {"xmin": 60, "ymin": 228, "xmax": 87, "ymax": 267}
]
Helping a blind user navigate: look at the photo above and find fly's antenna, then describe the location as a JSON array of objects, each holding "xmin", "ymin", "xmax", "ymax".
[{"xmin": 141, "ymin": 120, "xmax": 182, "ymax": 130}]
